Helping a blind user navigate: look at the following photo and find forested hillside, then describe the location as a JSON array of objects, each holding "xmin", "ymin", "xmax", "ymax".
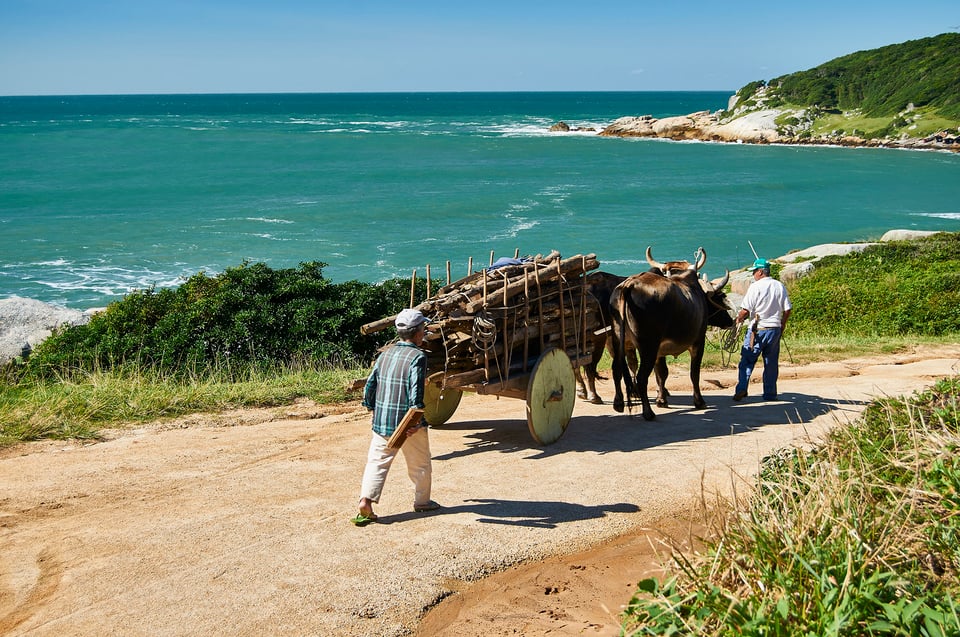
[{"xmin": 770, "ymin": 33, "xmax": 960, "ymax": 118}]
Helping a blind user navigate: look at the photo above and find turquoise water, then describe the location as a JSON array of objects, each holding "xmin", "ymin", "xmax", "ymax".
[{"xmin": 2, "ymin": 92, "xmax": 959, "ymax": 309}]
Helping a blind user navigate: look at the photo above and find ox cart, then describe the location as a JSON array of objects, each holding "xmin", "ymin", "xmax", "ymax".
[{"xmin": 360, "ymin": 251, "xmax": 604, "ymax": 444}]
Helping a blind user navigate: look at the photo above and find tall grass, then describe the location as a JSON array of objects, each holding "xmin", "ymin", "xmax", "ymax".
[
  {"xmin": 0, "ymin": 360, "xmax": 365, "ymax": 446},
  {"xmin": 621, "ymin": 378, "xmax": 960, "ymax": 636}
]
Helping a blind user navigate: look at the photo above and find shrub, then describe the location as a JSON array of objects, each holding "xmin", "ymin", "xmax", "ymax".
[
  {"xmin": 16, "ymin": 261, "xmax": 426, "ymax": 380},
  {"xmin": 622, "ymin": 377, "xmax": 960, "ymax": 635},
  {"xmin": 788, "ymin": 233, "xmax": 960, "ymax": 337}
]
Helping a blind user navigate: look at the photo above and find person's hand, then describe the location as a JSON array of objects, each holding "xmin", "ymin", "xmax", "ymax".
[{"xmin": 406, "ymin": 424, "xmax": 424, "ymax": 436}]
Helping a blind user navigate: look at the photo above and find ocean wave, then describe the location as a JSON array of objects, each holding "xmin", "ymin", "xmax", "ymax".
[
  {"xmin": 252, "ymin": 233, "xmax": 292, "ymax": 241},
  {"xmin": 488, "ymin": 214, "xmax": 539, "ymax": 240},
  {"xmin": 246, "ymin": 216, "xmax": 295, "ymax": 224},
  {"xmin": 911, "ymin": 212, "xmax": 960, "ymax": 220}
]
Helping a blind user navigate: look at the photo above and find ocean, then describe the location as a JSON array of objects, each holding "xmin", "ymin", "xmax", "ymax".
[{"xmin": 2, "ymin": 92, "xmax": 959, "ymax": 310}]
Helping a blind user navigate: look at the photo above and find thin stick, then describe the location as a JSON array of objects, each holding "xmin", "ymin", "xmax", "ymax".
[
  {"xmin": 489, "ymin": 250, "xmax": 495, "ymax": 266},
  {"xmin": 514, "ymin": 247, "xmax": 519, "ymax": 259},
  {"xmin": 409, "ymin": 269, "xmax": 416, "ymax": 307},
  {"xmin": 523, "ymin": 273, "xmax": 530, "ymax": 373},
  {"xmin": 535, "ymin": 257, "xmax": 544, "ymax": 352},
  {"xmin": 468, "ymin": 256, "xmax": 473, "ymax": 277},
  {"xmin": 748, "ymin": 240, "xmax": 760, "ymax": 260},
  {"xmin": 556, "ymin": 258, "xmax": 566, "ymax": 356},
  {"xmin": 426, "ymin": 264, "xmax": 432, "ymax": 299},
  {"xmin": 446, "ymin": 261, "xmax": 451, "ymax": 286}
]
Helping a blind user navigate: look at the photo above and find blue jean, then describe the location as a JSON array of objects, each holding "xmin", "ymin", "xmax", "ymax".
[{"xmin": 736, "ymin": 328, "xmax": 782, "ymax": 400}]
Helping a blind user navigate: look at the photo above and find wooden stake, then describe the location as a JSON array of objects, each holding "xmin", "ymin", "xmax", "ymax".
[
  {"xmin": 426, "ymin": 264, "xmax": 431, "ymax": 300},
  {"xmin": 514, "ymin": 247, "xmax": 519, "ymax": 258},
  {"xmin": 556, "ymin": 258, "xmax": 566, "ymax": 356},
  {"xmin": 489, "ymin": 250, "xmax": 495, "ymax": 266},
  {"xmin": 446, "ymin": 261, "xmax": 451, "ymax": 286},
  {"xmin": 409, "ymin": 269, "xmax": 416, "ymax": 307},
  {"xmin": 468, "ymin": 256, "xmax": 473, "ymax": 276},
  {"xmin": 523, "ymin": 273, "xmax": 530, "ymax": 373}
]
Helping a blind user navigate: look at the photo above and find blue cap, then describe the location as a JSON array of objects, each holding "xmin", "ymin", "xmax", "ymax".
[{"xmin": 748, "ymin": 258, "xmax": 770, "ymax": 272}]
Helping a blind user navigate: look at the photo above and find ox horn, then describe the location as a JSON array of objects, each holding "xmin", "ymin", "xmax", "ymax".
[
  {"xmin": 710, "ymin": 269, "xmax": 730, "ymax": 290},
  {"xmin": 694, "ymin": 247, "xmax": 707, "ymax": 271},
  {"xmin": 645, "ymin": 246, "xmax": 664, "ymax": 272}
]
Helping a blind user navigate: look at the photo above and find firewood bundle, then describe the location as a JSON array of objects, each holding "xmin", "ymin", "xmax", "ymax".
[{"xmin": 360, "ymin": 251, "xmax": 603, "ymax": 388}]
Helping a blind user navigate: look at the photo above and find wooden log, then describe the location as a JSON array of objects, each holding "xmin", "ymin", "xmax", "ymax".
[
  {"xmin": 434, "ymin": 250, "xmax": 561, "ymax": 299},
  {"xmin": 464, "ymin": 254, "xmax": 599, "ymax": 313}
]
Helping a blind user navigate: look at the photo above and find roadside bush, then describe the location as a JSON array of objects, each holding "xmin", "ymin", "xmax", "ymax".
[
  {"xmin": 788, "ymin": 233, "xmax": 960, "ymax": 337},
  {"xmin": 622, "ymin": 377, "xmax": 960, "ymax": 636},
  {"xmin": 17, "ymin": 261, "xmax": 425, "ymax": 380}
]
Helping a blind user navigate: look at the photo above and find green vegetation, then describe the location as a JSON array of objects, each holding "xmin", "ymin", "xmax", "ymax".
[
  {"xmin": 787, "ymin": 232, "xmax": 960, "ymax": 337},
  {"xmin": 10, "ymin": 261, "xmax": 423, "ymax": 381},
  {"xmin": 2, "ymin": 233, "xmax": 960, "ymax": 445},
  {"xmin": 621, "ymin": 377, "xmax": 960, "ymax": 636},
  {"xmin": 773, "ymin": 33, "xmax": 960, "ymax": 119},
  {"xmin": 0, "ymin": 363, "xmax": 362, "ymax": 446},
  {"xmin": 621, "ymin": 232, "xmax": 960, "ymax": 634},
  {"xmin": 726, "ymin": 33, "xmax": 960, "ymax": 139}
]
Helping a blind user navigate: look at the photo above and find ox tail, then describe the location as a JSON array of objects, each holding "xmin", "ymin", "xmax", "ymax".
[{"xmin": 617, "ymin": 290, "xmax": 637, "ymax": 410}]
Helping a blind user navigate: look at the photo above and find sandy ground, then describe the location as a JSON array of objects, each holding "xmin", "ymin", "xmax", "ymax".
[{"xmin": 2, "ymin": 344, "xmax": 959, "ymax": 636}]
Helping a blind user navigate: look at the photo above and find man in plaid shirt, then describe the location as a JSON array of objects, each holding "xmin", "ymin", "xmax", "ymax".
[{"xmin": 353, "ymin": 308, "xmax": 440, "ymax": 526}]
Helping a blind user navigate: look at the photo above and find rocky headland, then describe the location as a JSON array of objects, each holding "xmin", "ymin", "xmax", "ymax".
[
  {"xmin": 590, "ymin": 83, "xmax": 959, "ymax": 152},
  {"xmin": 595, "ymin": 109, "xmax": 959, "ymax": 151}
]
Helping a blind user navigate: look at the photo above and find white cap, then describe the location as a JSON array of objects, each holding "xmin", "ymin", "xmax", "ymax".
[{"xmin": 395, "ymin": 308, "xmax": 428, "ymax": 329}]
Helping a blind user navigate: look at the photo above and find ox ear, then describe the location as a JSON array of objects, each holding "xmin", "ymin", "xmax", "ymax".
[
  {"xmin": 694, "ymin": 247, "xmax": 706, "ymax": 271},
  {"xmin": 710, "ymin": 270, "xmax": 730, "ymax": 290},
  {"xmin": 645, "ymin": 246, "xmax": 664, "ymax": 272}
]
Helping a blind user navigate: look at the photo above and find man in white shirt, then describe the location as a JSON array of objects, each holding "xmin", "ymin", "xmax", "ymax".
[{"xmin": 733, "ymin": 258, "xmax": 792, "ymax": 401}]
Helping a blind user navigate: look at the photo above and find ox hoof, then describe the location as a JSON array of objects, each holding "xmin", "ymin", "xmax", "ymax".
[
  {"xmin": 613, "ymin": 401, "xmax": 625, "ymax": 413},
  {"xmin": 576, "ymin": 390, "xmax": 587, "ymax": 400},
  {"xmin": 590, "ymin": 396, "xmax": 603, "ymax": 405},
  {"xmin": 656, "ymin": 399, "xmax": 669, "ymax": 408},
  {"xmin": 642, "ymin": 411, "xmax": 656, "ymax": 421}
]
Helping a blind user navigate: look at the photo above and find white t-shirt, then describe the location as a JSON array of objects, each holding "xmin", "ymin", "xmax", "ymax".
[{"xmin": 741, "ymin": 276, "xmax": 792, "ymax": 329}]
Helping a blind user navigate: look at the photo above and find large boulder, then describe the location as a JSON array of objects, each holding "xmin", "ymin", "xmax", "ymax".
[
  {"xmin": 879, "ymin": 229, "xmax": 941, "ymax": 242},
  {"xmin": 778, "ymin": 242, "xmax": 878, "ymax": 263},
  {"xmin": 0, "ymin": 297, "xmax": 96, "ymax": 363}
]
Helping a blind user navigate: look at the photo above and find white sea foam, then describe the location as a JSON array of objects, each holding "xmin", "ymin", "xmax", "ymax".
[
  {"xmin": 246, "ymin": 217, "xmax": 294, "ymax": 224},
  {"xmin": 252, "ymin": 233, "xmax": 292, "ymax": 241},
  {"xmin": 911, "ymin": 212, "xmax": 960, "ymax": 220},
  {"xmin": 488, "ymin": 214, "xmax": 539, "ymax": 240}
]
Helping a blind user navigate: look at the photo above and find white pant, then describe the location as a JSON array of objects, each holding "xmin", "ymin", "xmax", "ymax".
[{"xmin": 359, "ymin": 428, "xmax": 432, "ymax": 507}]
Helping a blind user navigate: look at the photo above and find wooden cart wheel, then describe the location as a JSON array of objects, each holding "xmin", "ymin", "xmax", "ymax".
[
  {"xmin": 526, "ymin": 348, "xmax": 576, "ymax": 445},
  {"xmin": 423, "ymin": 372, "xmax": 462, "ymax": 426}
]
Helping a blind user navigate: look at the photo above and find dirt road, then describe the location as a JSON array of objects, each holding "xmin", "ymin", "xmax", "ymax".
[{"xmin": 2, "ymin": 345, "xmax": 958, "ymax": 636}]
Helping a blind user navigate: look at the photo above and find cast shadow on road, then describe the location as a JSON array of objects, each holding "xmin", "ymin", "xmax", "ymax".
[
  {"xmin": 376, "ymin": 499, "xmax": 639, "ymax": 528},
  {"xmin": 433, "ymin": 391, "xmax": 869, "ymax": 462}
]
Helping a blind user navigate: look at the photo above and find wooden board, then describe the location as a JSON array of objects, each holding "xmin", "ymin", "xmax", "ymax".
[{"xmin": 386, "ymin": 408, "xmax": 425, "ymax": 450}]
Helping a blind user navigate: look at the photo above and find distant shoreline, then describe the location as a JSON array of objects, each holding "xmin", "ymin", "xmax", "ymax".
[{"xmin": 593, "ymin": 109, "xmax": 960, "ymax": 153}]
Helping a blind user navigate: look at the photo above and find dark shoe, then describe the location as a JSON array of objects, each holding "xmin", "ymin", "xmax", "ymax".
[
  {"xmin": 414, "ymin": 500, "xmax": 441, "ymax": 513},
  {"xmin": 733, "ymin": 389, "xmax": 748, "ymax": 401}
]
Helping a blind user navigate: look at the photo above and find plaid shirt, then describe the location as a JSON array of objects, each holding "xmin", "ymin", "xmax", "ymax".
[{"xmin": 362, "ymin": 341, "xmax": 427, "ymax": 437}]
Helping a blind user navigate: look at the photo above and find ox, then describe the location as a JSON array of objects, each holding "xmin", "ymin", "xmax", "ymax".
[
  {"xmin": 575, "ymin": 271, "xmax": 636, "ymax": 404},
  {"xmin": 609, "ymin": 247, "xmax": 733, "ymax": 420}
]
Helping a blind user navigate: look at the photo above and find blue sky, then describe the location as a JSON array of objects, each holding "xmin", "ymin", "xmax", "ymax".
[{"xmin": 1, "ymin": 1, "xmax": 957, "ymax": 95}]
